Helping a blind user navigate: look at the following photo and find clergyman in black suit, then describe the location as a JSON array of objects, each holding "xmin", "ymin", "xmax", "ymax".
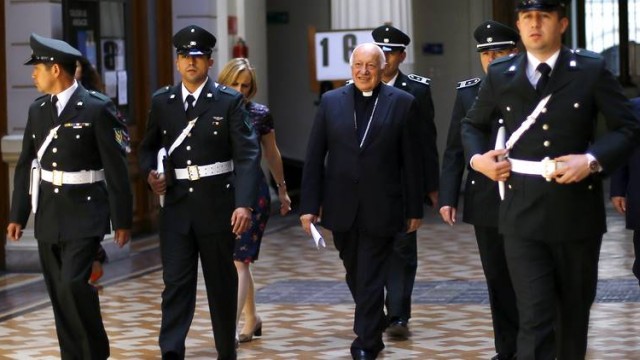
[
  {"xmin": 138, "ymin": 25, "xmax": 260, "ymax": 360},
  {"xmin": 439, "ymin": 20, "xmax": 520, "ymax": 360},
  {"xmin": 300, "ymin": 43, "xmax": 423, "ymax": 360},
  {"xmin": 461, "ymin": 1, "xmax": 640, "ymax": 359},
  {"xmin": 7, "ymin": 33, "xmax": 132, "ymax": 359},
  {"xmin": 370, "ymin": 24, "xmax": 438, "ymax": 340},
  {"xmin": 610, "ymin": 97, "xmax": 640, "ymax": 286}
]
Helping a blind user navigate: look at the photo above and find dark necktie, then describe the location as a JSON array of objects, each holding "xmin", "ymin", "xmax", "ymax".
[
  {"xmin": 50, "ymin": 95, "xmax": 59, "ymax": 123},
  {"xmin": 536, "ymin": 63, "xmax": 551, "ymax": 95},
  {"xmin": 185, "ymin": 94, "xmax": 195, "ymax": 120}
]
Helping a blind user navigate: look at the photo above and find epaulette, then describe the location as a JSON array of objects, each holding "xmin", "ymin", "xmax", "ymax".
[
  {"xmin": 34, "ymin": 94, "xmax": 48, "ymax": 102},
  {"xmin": 217, "ymin": 85, "xmax": 238, "ymax": 96},
  {"xmin": 572, "ymin": 48, "xmax": 601, "ymax": 59},
  {"xmin": 457, "ymin": 77, "xmax": 481, "ymax": 90},
  {"xmin": 407, "ymin": 74, "xmax": 431, "ymax": 86},
  {"xmin": 345, "ymin": 79, "xmax": 354, "ymax": 85},
  {"xmin": 152, "ymin": 85, "xmax": 172, "ymax": 97},
  {"xmin": 88, "ymin": 90, "xmax": 110, "ymax": 102},
  {"xmin": 491, "ymin": 53, "xmax": 516, "ymax": 66}
]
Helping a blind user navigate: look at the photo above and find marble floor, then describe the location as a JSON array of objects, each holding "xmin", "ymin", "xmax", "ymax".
[{"xmin": 1, "ymin": 204, "xmax": 640, "ymax": 359}]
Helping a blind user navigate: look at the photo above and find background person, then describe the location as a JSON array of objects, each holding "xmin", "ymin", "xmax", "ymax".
[
  {"xmin": 461, "ymin": 1, "xmax": 640, "ymax": 358},
  {"xmin": 610, "ymin": 97, "xmax": 640, "ymax": 287},
  {"xmin": 370, "ymin": 24, "xmax": 438, "ymax": 340},
  {"xmin": 300, "ymin": 43, "xmax": 423, "ymax": 360},
  {"xmin": 439, "ymin": 20, "xmax": 520, "ymax": 360},
  {"xmin": 7, "ymin": 33, "xmax": 132, "ymax": 359},
  {"xmin": 217, "ymin": 57, "xmax": 292, "ymax": 343}
]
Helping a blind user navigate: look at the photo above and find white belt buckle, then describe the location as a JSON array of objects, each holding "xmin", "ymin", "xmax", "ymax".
[
  {"xmin": 541, "ymin": 157, "xmax": 556, "ymax": 182},
  {"xmin": 52, "ymin": 170, "xmax": 64, "ymax": 186},
  {"xmin": 187, "ymin": 165, "xmax": 200, "ymax": 181}
]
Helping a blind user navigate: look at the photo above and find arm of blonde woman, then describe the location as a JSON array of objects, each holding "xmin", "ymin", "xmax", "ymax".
[{"xmin": 261, "ymin": 131, "xmax": 292, "ymax": 215}]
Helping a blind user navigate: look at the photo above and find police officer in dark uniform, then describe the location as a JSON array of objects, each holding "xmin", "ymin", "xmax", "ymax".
[
  {"xmin": 440, "ymin": 20, "xmax": 520, "ymax": 360},
  {"xmin": 371, "ymin": 24, "xmax": 438, "ymax": 340},
  {"xmin": 462, "ymin": 1, "xmax": 640, "ymax": 359},
  {"xmin": 138, "ymin": 25, "xmax": 260, "ymax": 360},
  {"xmin": 7, "ymin": 33, "xmax": 132, "ymax": 359}
]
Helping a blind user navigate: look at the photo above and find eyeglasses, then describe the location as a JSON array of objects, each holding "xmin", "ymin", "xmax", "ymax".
[{"xmin": 351, "ymin": 63, "xmax": 379, "ymax": 72}]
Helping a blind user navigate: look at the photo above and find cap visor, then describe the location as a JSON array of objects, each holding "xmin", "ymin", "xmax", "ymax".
[{"xmin": 24, "ymin": 57, "xmax": 38, "ymax": 65}]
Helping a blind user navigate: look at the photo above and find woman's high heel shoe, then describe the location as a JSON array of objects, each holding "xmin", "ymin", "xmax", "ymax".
[{"xmin": 238, "ymin": 318, "xmax": 262, "ymax": 343}]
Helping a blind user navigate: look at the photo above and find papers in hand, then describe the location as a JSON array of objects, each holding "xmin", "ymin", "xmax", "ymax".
[
  {"xmin": 310, "ymin": 223, "xmax": 326, "ymax": 249},
  {"xmin": 495, "ymin": 125, "xmax": 506, "ymax": 201}
]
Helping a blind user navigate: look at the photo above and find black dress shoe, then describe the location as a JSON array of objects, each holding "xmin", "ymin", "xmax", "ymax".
[
  {"xmin": 351, "ymin": 348, "xmax": 376, "ymax": 360},
  {"xmin": 385, "ymin": 318, "xmax": 410, "ymax": 340}
]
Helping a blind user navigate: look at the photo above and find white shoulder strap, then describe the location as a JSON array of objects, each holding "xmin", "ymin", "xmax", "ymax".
[
  {"xmin": 505, "ymin": 94, "xmax": 552, "ymax": 150},
  {"xmin": 36, "ymin": 125, "xmax": 62, "ymax": 163},
  {"xmin": 167, "ymin": 117, "xmax": 198, "ymax": 155}
]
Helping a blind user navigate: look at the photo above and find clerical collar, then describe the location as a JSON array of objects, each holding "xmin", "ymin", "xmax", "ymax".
[{"xmin": 356, "ymin": 83, "xmax": 382, "ymax": 98}]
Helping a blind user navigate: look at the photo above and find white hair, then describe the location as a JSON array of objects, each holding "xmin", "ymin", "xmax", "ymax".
[{"xmin": 349, "ymin": 43, "xmax": 386, "ymax": 69}]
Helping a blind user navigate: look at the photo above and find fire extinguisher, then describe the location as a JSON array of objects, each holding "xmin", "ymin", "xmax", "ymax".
[{"xmin": 233, "ymin": 37, "xmax": 249, "ymax": 58}]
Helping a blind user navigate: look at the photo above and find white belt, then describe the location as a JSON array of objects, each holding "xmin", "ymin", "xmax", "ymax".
[
  {"xmin": 174, "ymin": 161, "xmax": 233, "ymax": 181},
  {"xmin": 509, "ymin": 157, "xmax": 566, "ymax": 182},
  {"xmin": 41, "ymin": 169, "xmax": 105, "ymax": 186}
]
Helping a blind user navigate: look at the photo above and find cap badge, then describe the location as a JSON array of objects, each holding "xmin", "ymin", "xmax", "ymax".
[
  {"xmin": 384, "ymin": 38, "xmax": 389, "ymax": 43},
  {"xmin": 487, "ymin": 37, "xmax": 493, "ymax": 43}
]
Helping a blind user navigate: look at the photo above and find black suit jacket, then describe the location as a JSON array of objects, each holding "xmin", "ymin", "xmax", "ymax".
[
  {"xmin": 440, "ymin": 78, "xmax": 501, "ymax": 227},
  {"xmin": 610, "ymin": 98, "xmax": 640, "ymax": 230},
  {"xmin": 462, "ymin": 47, "xmax": 640, "ymax": 241},
  {"xmin": 10, "ymin": 85, "xmax": 132, "ymax": 242},
  {"xmin": 138, "ymin": 79, "xmax": 260, "ymax": 236},
  {"xmin": 393, "ymin": 72, "xmax": 439, "ymax": 197},
  {"xmin": 300, "ymin": 83, "xmax": 423, "ymax": 237}
]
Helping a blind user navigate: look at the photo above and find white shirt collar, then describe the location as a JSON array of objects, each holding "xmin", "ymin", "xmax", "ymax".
[
  {"xmin": 181, "ymin": 77, "xmax": 209, "ymax": 108},
  {"xmin": 53, "ymin": 80, "xmax": 79, "ymax": 116},
  {"xmin": 526, "ymin": 50, "xmax": 561, "ymax": 85},
  {"xmin": 384, "ymin": 72, "xmax": 399, "ymax": 87}
]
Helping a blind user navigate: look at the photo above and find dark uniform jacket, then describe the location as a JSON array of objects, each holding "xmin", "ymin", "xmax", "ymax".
[
  {"xmin": 138, "ymin": 79, "xmax": 260, "ymax": 236},
  {"xmin": 462, "ymin": 47, "xmax": 640, "ymax": 241},
  {"xmin": 610, "ymin": 97, "xmax": 640, "ymax": 230},
  {"xmin": 10, "ymin": 85, "xmax": 132, "ymax": 242},
  {"xmin": 300, "ymin": 83, "xmax": 423, "ymax": 237},
  {"xmin": 440, "ymin": 77, "xmax": 501, "ymax": 227},
  {"xmin": 393, "ymin": 71, "xmax": 439, "ymax": 197}
]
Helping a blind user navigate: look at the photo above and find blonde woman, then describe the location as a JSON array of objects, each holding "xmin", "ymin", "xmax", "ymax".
[{"xmin": 218, "ymin": 58, "xmax": 292, "ymax": 343}]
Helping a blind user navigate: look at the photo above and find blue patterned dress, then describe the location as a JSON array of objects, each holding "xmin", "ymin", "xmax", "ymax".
[{"xmin": 233, "ymin": 102, "xmax": 273, "ymax": 263}]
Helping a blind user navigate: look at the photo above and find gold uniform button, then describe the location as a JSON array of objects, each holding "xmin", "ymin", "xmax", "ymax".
[
  {"xmin": 52, "ymin": 148, "xmax": 57, "ymax": 153},
  {"xmin": 187, "ymin": 160, "xmax": 192, "ymax": 165},
  {"xmin": 213, "ymin": 131, "xmax": 218, "ymax": 135},
  {"xmin": 506, "ymin": 106, "xmax": 511, "ymax": 112},
  {"xmin": 541, "ymin": 108, "xmax": 547, "ymax": 113},
  {"xmin": 574, "ymin": 102, "xmax": 580, "ymax": 109},
  {"xmin": 87, "ymin": 196, "xmax": 92, "ymax": 201},
  {"xmin": 189, "ymin": 187, "xmax": 194, "ymax": 192},
  {"xmin": 54, "ymin": 188, "xmax": 59, "ymax": 193},
  {"xmin": 508, "ymin": 184, "xmax": 512, "ymax": 189},
  {"xmin": 76, "ymin": 135, "xmax": 80, "ymax": 139},
  {"xmin": 542, "ymin": 124, "xmax": 549, "ymax": 130},
  {"xmin": 52, "ymin": 162, "xmax": 57, "ymax": 167},
  {"xmin": 186, "ymin": 146, "xmax": 191, "ymax": 151},
  {"xmin": 588, "ymin": 185, "xmax": 593, "ymax": 190},
  {"xmin": 471, "ymin": 180, "xmax": 475, "ymax": 185},
  {"xmin": 543, "ymin": 140, "xmax": 551, "ymax": 147}
]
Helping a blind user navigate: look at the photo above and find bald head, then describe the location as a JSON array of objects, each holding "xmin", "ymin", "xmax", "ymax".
[{"xmin": 349, "ymin": 43, "xmax": 386, "ymax": 92}]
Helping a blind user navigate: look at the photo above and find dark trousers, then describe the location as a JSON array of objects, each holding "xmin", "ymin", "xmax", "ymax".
[
  {"xmin": 384, "ymin": 230, "xmax": 417, "ymax": 322},
  {"xmin": 632, "ymin": 231, "xmax": 640, "ymax": 285},
  {"xmin": 159, "ymin": 229, "xmax": 238, "ymax": 360},
  {"xmin": 38, "ymin": 237, "xmax": 109, "ymax": 360},
  {"xmin": 504, "ymin": 235, "xmax": 602, "ymax": 360},
  {"xmin": 474, "ymin": 226, "xmax": 518, "ymax": 355},
  {"xmin": 333, "ymin": 228, "xmax": 394, "ymax": 355}
]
